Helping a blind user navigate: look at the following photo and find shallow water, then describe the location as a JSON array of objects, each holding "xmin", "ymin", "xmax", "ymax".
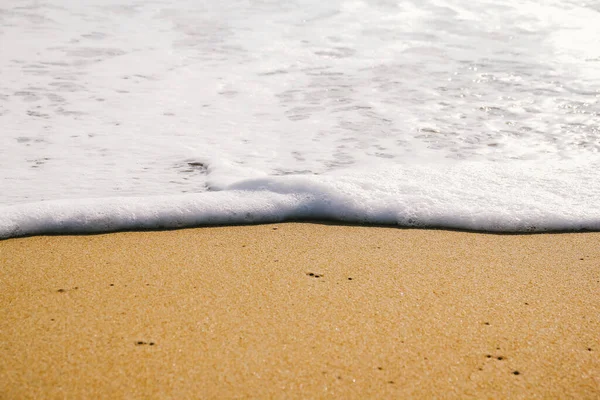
[{"xmin": 1, "ymin": 0, "xmax": 599, "ymax": 237}]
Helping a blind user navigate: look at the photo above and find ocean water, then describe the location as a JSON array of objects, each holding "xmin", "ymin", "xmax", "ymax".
[{"xmin": 1, "ymin": 0, "xmax": 599, "ymax": 238}]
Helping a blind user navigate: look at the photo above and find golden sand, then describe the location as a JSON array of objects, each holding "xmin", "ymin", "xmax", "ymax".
[{"xmin": 1, "ymin": 224, "xmax": 599, "ymax": 398}]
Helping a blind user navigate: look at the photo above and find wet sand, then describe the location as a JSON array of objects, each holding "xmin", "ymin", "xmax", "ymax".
[{"xmin": 1, "ymin": 223, "xmax": 599, "ymax": 398}]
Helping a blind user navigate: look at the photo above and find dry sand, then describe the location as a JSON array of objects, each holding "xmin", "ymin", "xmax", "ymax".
[{"xmin": 1, "ymin": 223, "xmax": 599, "ymax": 399}]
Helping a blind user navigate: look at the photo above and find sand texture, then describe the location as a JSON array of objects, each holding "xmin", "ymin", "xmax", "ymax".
[{"xmin": 1, "ymin": 224, "xmax": 599, "ymax": 399}]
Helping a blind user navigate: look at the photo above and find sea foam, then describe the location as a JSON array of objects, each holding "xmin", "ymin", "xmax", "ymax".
[{"xmin": 2, "ymin": 159, "xmax": 598, "ymax": 239}]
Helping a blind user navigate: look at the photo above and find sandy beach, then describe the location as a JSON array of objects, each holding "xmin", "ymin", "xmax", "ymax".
[{"xmin": 1, "ymin": 223, "xmax": 598, "ymax": 399}]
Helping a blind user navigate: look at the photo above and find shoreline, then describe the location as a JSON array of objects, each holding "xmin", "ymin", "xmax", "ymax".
[
  {"xmin": 4, "ymin": 219, "xmax": 599, "ymax": 242},
  {"xmin": 1, "ymin": 223, "xmax": 598, "ymax": 398}
]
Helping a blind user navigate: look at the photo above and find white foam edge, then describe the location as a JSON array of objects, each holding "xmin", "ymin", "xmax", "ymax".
[{"xmin": 2, "ymin": 161, "xmax": 599, "ymax": 239}]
